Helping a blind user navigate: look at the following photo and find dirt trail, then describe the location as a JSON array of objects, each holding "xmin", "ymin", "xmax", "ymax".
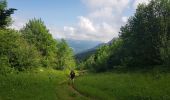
[
  {"xmin": 68, "ymin": 81, "xmax": 96, "ymax": 100},
  {"xmin": 58, "ymin": 79, "xmax": 92, "ymax": 100},
  {"xmin": 58, "ymin": 71, "xmax": 93, "ymax": 100},
  {"xmin": 69, "ymin": 83, "xmax": 86, "ymax": 98}
]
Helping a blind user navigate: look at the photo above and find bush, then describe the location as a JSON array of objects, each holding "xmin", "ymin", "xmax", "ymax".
[
  {"xmin": 20, "ymin": 19, "xmax": 57, "ymax": 68},
  {"xmin": 0, "ymin": 29, "xmax": 41, "ymax": 71},
  {"xmin": 160, "ymin": 40, "xmax": 170, "ymax": 66},
  {"xmin": 0, "ymin": 55, "xmax": 13, "ymax": 75}
]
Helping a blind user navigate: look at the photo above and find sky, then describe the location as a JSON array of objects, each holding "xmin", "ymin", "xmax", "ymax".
[{"xmin": 8, "ymin": 0, "xmax": 149, "ymax": 43}]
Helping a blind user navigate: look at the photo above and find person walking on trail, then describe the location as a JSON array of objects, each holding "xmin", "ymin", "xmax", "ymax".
[{"xmin": 70, "ymin": 70, "xmax": 75, "ymax": 83}]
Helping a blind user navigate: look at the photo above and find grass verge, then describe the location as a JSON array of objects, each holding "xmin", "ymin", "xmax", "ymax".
[{"xmin": 74, "ymin": 70, "xmax": 170, "ymax": 100}]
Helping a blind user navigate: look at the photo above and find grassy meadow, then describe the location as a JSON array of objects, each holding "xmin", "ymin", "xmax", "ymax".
[
  {"xmin": 74, "ymin": 69, "xmax": 170, "ymax": 100},
  {"xmin": 0, "ymin": 0, "xmax": 170, "ymax": 100},
  {"xmin": 1, "ymin": 67, "xmax": 170, "ymax": 100},
  {"xmin": 0, "ymin": 68, "xmax": 88, "ymax": 100}
]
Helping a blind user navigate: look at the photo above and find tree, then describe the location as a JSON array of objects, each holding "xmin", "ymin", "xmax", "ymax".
[
  {"xmin": 79, "ymin": 39, "xmax": 123, "ymax": 72},
  {"xmin": 158, "ymin": 0, "xmax": 170, "ymax": 66},
  {"xmin": 0, "ymin": 0, "xmax": 16, "ymax": 28},
  {"xmin": 80, "ymin": 0, "xmax": 170, "ymax": 71},
  {"xmin": 0, "ymin": 29, "xmax": 40, "ymax": 71},
  {"xmin": 120, "ymin": 0, "xmax": 170, "ymax": 67},
  {"xmin": 56, "ymin": 39, "xmax": 76, "ymax": 70},
  {"xmin": 20, "ymin": 19, "xmax": 57, "ymax": 67}
]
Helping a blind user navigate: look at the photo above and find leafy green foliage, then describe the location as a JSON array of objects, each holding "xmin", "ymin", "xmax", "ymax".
[
  {"xmin": 0, "ymin": 0, "xmax": 16, "ymax": 28},
  {"xmin": 0, "ymin": 69, "xmax": 88, "ymax": 100},
  {"xmin": 120, "ymin": 0, "xmax": 170, "ymax": 67},
  {"xmin": 20, "ymin": 19, "xmax": 76, "ymax": 69},
  {"xmin": 20, "ymin": 19, "xmax": 57, "ymax": 68},
  {"xmin": 75, "ymin": 71, "xmax": 170, "ymax": 100},
  {"xmin": 56, "ymin": 39, "xmax": 76, "ymax": 70},
  {"xmin": 80, "ymin": 0, "xmax": 170, "ymax": 72},
  {"xmin": 0, "ymin": 29, "xmax": 40, "ymax": 71},
  {"xmin": 80, "ymin": 39, "xmax": 123, "ymax": 72},
  {"xmin": 160, "ymin": 40, "xmax": 170, "ymax": 66},
  {"xmin": 0, "ymin": 55, "xmax": 13, "ymax": 75}
]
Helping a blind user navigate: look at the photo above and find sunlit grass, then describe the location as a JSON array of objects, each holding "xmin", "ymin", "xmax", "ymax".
[
  {"xmin": 1, "ymin": 67, "xmax": 170, "ymax": 100},
  {"xmin": 75, "ymin": 72, "xmax": 170, "ymax": 100},
  {"xmin": 0, "ymin": 68, "xmax": 87, "ymax": 100}
]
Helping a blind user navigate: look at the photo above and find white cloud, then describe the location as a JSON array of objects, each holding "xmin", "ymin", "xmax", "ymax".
[
  {"xmin": 89, "ymin": 7, "xmax": 114, "ymax": 20},
  {"xmin": 82, "ymin": 0, "xmax": 129, "ymax": 10},
  {"xmin": 50, "ymin": 0, "xmax": 132, "ymax": 42},
  {"xmin": 64, "ymin": 26, "xmax": 76, "ymax": 34},
  {"xmin": 10, "ymin": 16, "xmax": 27, "ymax": 30},
  {"xmin": 78, "ymin": 16, "xmax": 96, "ymax": 33},
  {"xmin": 60, "ymin": 20, "xmax": 118, "ymax": 42},
  {"xmin": 11, "ymin": 15, "xmax": 123, "ymax": 43},
  {"xmin": 48, "ymin": 26, "xmax": 66, "ymax": 39},
  {"xmin": 77, "ymin": 0, "xmax": 131, "ymax": 42},
  {"xmin": 83, "ymin": 0, "xmax": 130, "ymax": 13},
  {"xmin": 133, "ymin": 0, "xmax": 150, "ymax": 9},
  {"xmin": 11, "ymin": 0, "xmax": 149, "ymax": 42},
  {"xmin": 122, "ymin": 16, "xmax": 128, "ymax": 23},
  {"xmin": 99, "ymin": 22, "xmax": 115, "ymax": 34}
]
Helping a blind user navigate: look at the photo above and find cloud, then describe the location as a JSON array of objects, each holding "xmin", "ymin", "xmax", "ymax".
[
  {"xmin": 89, "ymin": 7, "xmax": 114, "ymax": 20},
  {"xmin": 82, "ymin": 0, "xmax": 130, "ymax": 12},
  {"xmin": 76, "ymin": 0, "xmax": 131, "ymax": 42},
  {"xmin": 83, "ymin": 0, "xmax": 130, "ymax": 14},
  {"xmin": 17, "ymin": 0, "xmax": 129, "ymax": 42},
  {"xmin": 64, "ymin": 26, "xmax": 76, "ymax": 34},
  {"xmin": 133, "ymin": 0, "xmax": 150, "ymax": 9},
  {"xmin": 48, "ymin": 26, "xmax": 66, "ymax": 39},
  {"xmin": 78, "ymin": 16, "xmax": 96, "ymax": 33},
  {"xmin": 11, "ymin": 0, "xmax": 152, "ymax": 42},
  {"xmin": 10, "ymin": 16, "xmax": 27, "ymax": 30},
  {"xmin": 122, "ymin": 16, "xmax": 128, "ymax": 23},
  {"xmin": 61, "ymin": 20, "xmax": 118, "ymax": 42}
]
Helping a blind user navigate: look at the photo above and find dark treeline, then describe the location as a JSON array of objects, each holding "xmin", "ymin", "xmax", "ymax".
[
  {"xmin": 0, "ymin": 0, "xmax": 75, "ymax": 73},
  {"xmin": 80, "ymin": 0, "xmax": 170, "ymax": 72}
]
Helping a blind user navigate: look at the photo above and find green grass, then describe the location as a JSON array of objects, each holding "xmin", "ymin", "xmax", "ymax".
[
  {"xmin": 1, "ymin": 67, "xmax": 170, "ymax": 100},
  {"xmin": 0, "ymin": 68, "xmax": 89, "ymax": 100},
  {"xmin": 74, "ymin": 71, "xmax": 170, "ymax": 100}
]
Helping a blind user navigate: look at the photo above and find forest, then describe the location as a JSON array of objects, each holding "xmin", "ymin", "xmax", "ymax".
[
  {"xmin": 79, "ymin": 0, "xmax": 170, "ymax": 72},
  {"xmin": 0, "ymin": 0, "xmax": 76, "ymax": 73},
  {"xmin": 0, "ymin": 0, "xmax": 170, "ymax": 100}
]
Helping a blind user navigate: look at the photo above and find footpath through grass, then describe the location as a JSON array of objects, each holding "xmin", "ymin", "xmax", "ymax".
[
  {"xmin": 74, "ymin": 69, "xmax": 170, "ymax": 100},
  {"xmin": 1, "ymin": 67, "xmax": 170, "ymax": 100},
  {"xmin": 0, "ymin": 68, "xmax": 89, "ymax": 100}
]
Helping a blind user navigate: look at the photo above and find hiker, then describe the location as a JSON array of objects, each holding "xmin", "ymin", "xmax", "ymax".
[{"xmin": 70, "ymin": 70, "xmax": 75, "ymax": 83}]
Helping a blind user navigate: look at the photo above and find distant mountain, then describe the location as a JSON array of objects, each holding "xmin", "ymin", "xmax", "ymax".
[
  {"xmin": 75, "ymin": 42, "xmax": 106, "ymax": 61},
  {"xmin": 75, "ymin": 38, "xmax": 118, "ymax": 61},
  {"xmin": 65, "ymin": 39, "xmax": 102, "ymax": 54}
]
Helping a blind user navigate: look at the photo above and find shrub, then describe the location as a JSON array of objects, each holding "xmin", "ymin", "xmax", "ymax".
[{"xmin": 0, "ymin": 29, "xmax": 41, "ymax": 71}]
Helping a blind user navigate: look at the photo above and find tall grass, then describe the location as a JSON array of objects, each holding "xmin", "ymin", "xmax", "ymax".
[
  {"xmin": 0, "ymin": 68, "xmax": 88, "ymax": 100},
  {"xmin": 74, "ymin": 72, "xmax": 170, "ymax": 100}
]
